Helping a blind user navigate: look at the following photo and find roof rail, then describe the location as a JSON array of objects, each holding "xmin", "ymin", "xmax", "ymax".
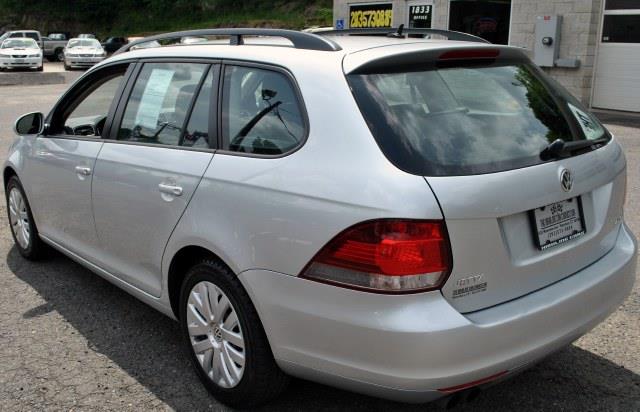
[
  {"xmin": 317, "ymin": 27, "xmax": 490, "ymax": 44},
  {"xmin": 114, "ymin": 28, "xmax": 343, "ymax": 55}
]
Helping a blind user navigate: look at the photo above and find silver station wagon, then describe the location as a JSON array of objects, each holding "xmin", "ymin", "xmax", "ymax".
[{"xmin": 4, "ymin": 28, "xmax": 637, "ymax": 408}]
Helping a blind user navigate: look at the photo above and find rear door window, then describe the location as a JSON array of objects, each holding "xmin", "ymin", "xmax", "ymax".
[
  {"xmin": 348, "ymin": 61, "xmax": 609, "ymax": 176},
  {"xmin": 117, "ymin": 62, "xmax": 209, "ymax": 147}
]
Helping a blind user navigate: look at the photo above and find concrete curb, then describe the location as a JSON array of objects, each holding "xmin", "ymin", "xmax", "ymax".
[{"xmin": 0, "ymin": 71, "xmax": 81, "ymax": 86}]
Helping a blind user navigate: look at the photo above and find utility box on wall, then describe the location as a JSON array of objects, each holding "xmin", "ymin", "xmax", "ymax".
[{"xmin": 534, "ymin": 15, "xmax": 561, "ymax": 67}]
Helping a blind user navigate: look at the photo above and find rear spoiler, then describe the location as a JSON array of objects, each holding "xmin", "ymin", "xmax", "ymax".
[{"xmin": 343, "ymin": 44, "xmax": 529, "ymax": 74}]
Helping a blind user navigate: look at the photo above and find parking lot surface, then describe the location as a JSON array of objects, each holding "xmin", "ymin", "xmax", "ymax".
[
  {"xmin": 42, "ymin": 62, "xmax": 66, "ymax": 73},
  {"xmin": 0, "ymin": 84, "xmax": 638, "ymax": 411}
]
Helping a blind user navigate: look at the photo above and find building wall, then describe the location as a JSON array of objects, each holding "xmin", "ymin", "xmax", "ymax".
[
  {"xmin": 333, "ymin": 0, "xmax": 602, "ymax": 106},
  {"xmin": 510, "ymin": 0, "xmax": 602, "ymax": 105}
]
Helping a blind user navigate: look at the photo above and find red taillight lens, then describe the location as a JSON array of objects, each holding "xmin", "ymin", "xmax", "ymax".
[{"xmin": 301, "ymin": 220, "xmax": 451, "ymax": 293}]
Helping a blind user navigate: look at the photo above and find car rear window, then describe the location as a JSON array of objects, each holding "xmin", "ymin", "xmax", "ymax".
[{"xmin": 348, "ymin": 60, "xmax": 608, "ymax": 176}]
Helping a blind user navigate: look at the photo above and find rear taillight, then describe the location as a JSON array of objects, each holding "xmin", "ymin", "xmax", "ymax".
[{"xmin": 301, "ymin": 219, "xmax": 451, "ymax": 293}]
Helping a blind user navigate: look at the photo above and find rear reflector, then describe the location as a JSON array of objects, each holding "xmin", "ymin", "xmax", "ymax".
[
  {"xmin": 301, "ymin": 219, "xmax": 451, "ymax": 293},
  {"xmin": 439, "ymin": 49, "xmax": 500, "ymax": 60},
  {"xmin": 438, "ymin": 371, "xmax": 508, "ymax": 394}
]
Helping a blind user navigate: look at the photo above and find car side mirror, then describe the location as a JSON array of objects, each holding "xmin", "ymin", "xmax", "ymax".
[{"xmin": 14, "ymin": 112, "xmax": 44, "ymax": 135}]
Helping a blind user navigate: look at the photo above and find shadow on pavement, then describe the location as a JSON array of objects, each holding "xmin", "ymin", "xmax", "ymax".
[{"xmin": 7, "ymin": 246, "xmax": 640, "ymax": 411}]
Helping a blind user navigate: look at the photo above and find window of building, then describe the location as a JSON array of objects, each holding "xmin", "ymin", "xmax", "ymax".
[{"xmin": 448, "ymin": 0, "xmax": 512, "ymax": 45}]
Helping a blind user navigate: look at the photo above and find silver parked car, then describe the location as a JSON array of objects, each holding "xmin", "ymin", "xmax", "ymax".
[
  {"xmin": 4, "ymin": 28, "xmax": 637, "ymax": 408},
  {"xmin": 63, "ymin": 38, "xmax": 106, "ymax": 70}
]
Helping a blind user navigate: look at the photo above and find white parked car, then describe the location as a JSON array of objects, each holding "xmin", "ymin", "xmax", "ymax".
[
  {"xmin": 0, "ymin": 30, "xmax": 43, "ymax": 48},
  {"xmin": 63, "ymin": 38, "xmax": 106, "ymax": 70},
  {"xmin": 0, "ymin": 38, "xmax": 43, "ymax": 71}
]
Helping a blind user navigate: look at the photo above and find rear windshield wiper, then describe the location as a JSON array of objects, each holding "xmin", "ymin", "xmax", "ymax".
[{"xmin": 540, "ymin": 137, "xmax": 609, "ymax": 160}]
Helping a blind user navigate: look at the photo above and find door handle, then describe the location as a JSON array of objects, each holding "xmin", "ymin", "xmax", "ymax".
[
  {"xmin": 158, "ymin": 183, "xmax": 183, "ymax": 197},
  {"xmin": 75, "ymin": 166, "xmax": 92, "ymax": 176}
]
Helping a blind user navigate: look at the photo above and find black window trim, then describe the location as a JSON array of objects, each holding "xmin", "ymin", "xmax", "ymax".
[
  {"xmin": 41, "ymin": 57, "xmax": 308, "ymax": 158},
  {"xmin": 44, "ymin": 59, "xmax": 137, "ymax": 142},
  {"xmin": 180, "ymin": 65, "xmax": 220, "ymax": 149},
  {"xmin": 104, "ymin": 57, "xmax": 222, "ymax": 154},
  {"xmin": 216, "ymin": 59, "xmax": 310, "ymax": 160}
]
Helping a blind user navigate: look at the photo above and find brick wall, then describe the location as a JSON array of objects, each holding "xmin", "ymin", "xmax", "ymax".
[
  {"xmin": 509, "ymin": 0, "xmax": 602, "ymax": 105},
  {"xmin": 333, "ymin": 0, "xmax": 602, "ymax": 106}
]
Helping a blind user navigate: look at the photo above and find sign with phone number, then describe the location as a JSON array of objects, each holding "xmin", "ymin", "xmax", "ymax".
[{"xmin": 349, "ymin": 3, "xmax": 393, "ymax": 28}]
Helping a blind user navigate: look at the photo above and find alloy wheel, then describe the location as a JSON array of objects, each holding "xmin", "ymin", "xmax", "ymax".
[
  {"xmin": 187, "ymin": 281, "xmax": 246, "ymax": 388},
  {"xmin": 8, "ymin": 187, "xmax": 30, "ymax": 249}
]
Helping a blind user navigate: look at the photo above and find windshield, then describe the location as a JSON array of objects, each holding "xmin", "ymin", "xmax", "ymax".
[
  {"xmin": 1, "ymin": 38, "xmax": 37, "ymax": 49},
  {"xmin": 348, "ymin": 60, "xmax": 608, "ymax": 176},
  {"xmin": 68, "ymin": 39, "xmax": 101, "ymax": 48}
]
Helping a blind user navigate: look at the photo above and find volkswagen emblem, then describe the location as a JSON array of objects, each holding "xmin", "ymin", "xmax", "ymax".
[
  {"xmin": 213, "ymin": 326, "xmax": 223, "ymax": 342},
  {"xmin": 560, "ymin": 169, "xmax": 573, "ymax": 192}
]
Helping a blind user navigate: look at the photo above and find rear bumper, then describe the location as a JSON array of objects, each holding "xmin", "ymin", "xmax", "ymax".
[{"xmin": 239, "ymin": 223, "xmax": 636, "ymax": 403}]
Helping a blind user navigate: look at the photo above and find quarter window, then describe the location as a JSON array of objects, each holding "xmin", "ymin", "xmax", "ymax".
[
  {"xmin": 221, "ymin": 65, "xmax": 305, "ymax": 155},
  {"xmin": 117, "ymin": 62, "xmax": 208, "ymax": 146}
]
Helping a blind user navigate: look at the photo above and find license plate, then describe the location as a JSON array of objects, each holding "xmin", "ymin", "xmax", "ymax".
[
  {"xmin": 531, "ymin": 197, "xmax": 585, "ymax": 250},
  {"xmin": 15, "ymin": 59, "xmax": 24, "ymax": 63}
]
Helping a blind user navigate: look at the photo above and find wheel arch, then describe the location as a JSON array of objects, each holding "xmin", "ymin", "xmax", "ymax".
[
  {"xmin": 167, "ymin": 245, "xmax": 235, "ymax": 319},
  {"xmin": 3, "ymin": 166, "xmax": 18, "ymax": 189}
]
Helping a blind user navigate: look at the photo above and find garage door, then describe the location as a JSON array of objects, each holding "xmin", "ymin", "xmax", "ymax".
[{"xmin": 592, "ymin": 1, "xmax": 640, "ymax": 112}]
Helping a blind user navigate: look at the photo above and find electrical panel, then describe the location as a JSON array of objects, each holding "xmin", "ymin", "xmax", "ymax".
[{"xmin": 534, "ymin": 15, "xmax": 561, "ymax": 67}]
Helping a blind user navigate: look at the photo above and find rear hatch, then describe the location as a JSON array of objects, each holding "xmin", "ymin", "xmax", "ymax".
[{"xmin": 345, "ymin": 43, "xmax": 627, "ymax": 312}]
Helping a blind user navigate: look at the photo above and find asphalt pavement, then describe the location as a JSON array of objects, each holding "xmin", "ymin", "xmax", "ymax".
[{"xmin": 0, "ymin": 84, "xmax": 638, "ymax": 411}]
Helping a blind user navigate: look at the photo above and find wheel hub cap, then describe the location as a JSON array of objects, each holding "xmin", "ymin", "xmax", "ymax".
[{"xmin": 186, "ymin": 281, "xmax": 246, "ymax": 388}]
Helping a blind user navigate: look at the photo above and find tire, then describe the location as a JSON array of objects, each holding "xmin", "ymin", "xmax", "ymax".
[
  {"xmin": 55, "ymin": 49, "xmax": 64, "ymax": 62},
  {"xmin": 5, "ymin": 176, "xmax": 47, "ymax": 260},
  {"xmin": 37, "ymin": 65, "xmax": 43, "ymax": 72},
  {"xmin": 179, "ymin": 260, "xmax": 289, "ymax": 408},
  {"xmin": 63, "ymin": 62, "xmax": 70, "ymax": 71}
]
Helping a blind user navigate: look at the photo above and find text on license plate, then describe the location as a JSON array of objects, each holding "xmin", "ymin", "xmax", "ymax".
[{"xmin": 531, "ymin": 197, "xmax": 585, "ymax": 250}]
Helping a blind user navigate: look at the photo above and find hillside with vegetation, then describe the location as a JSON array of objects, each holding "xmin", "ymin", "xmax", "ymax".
[{"xmin": 0, "ymin": 0, "xmax": 333, "ymax": 37}]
